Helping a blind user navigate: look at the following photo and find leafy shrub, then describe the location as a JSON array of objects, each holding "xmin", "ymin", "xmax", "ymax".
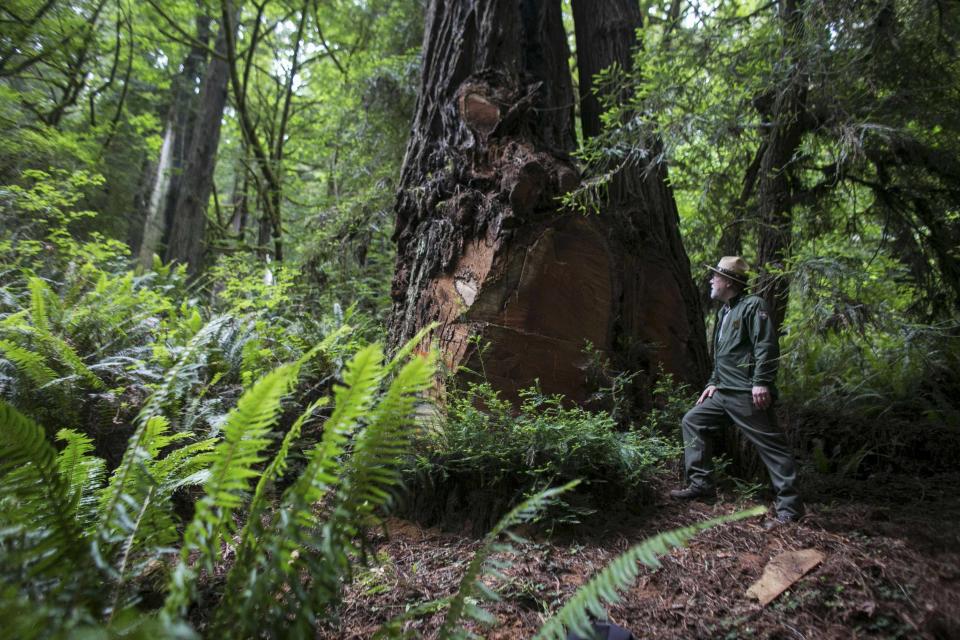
[
  {"xmin": 0, "ymin": 176, "xmax": 365, "ymax": 465},
  {"xmin": 401, "ymin": 381, "xmax": 682, "ymax": 533},
  {"xmin": 779, "ymin": 254, "xmax": 960, "ymax": 473},
  {"xmin": 436, "ymin": 382, "xmax": 679, "ymax": 490}
]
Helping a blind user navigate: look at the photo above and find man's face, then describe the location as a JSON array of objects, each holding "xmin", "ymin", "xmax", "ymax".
[{"xmin": 709, "ymin": 272, "xmax": 734, "ymax": 301}]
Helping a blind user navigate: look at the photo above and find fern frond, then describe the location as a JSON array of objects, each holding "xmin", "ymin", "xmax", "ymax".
[
  {"xmin": 0, "ymin": 401, "xmax": 89, "ymax": 584},
  {"xmin": 28, "ymin": 277, "xmax": 50, "ymax": 333},
  {"xmin": 213, "ymin": 396, "xmax": 328, "ymax": 632},
  {"xmin": 337, "ymin": 350, "xmax": 435, "ymax": 531},
  {"xmin": 279, "ymin": 342, "xmax": 388, "ymax": 512},
  {"xmin": 533, "ymin": 506, "xmax": 766, "ymax": 640},
  {"xmin": 438, "ymin": 482, "xmax": 578, "ymax": 640},
  {"xmin": 98, "ymin": 415, "xmax": 170, "ymax": 540},
  {"xmin": 56, "ymin": 428, "xmax": 106, "ymax": 527},
  {"xmin": 140, "ymin": 314, "xmax": 232, "ymax": 421},
  {"xmin": 385, "ymin": 321, "xmax": 437, "ymax": 373},
  {"xmin": 0, "ymin": 339, "xmax": 56, "ymax": 386},
  {"xmin": 165, "ymin": 361, "xmax": 300, "ymax": 616},
  {"xmin": 209, "ymin": 346, "xmax": 387, "ymax": 636},
  {"xmin": 215, "ymin": 343, "xmax": 435, "ymax": 638},
  {"xmin": 185, "ymin": 362, "xmax": 299, "ymax": 563}
]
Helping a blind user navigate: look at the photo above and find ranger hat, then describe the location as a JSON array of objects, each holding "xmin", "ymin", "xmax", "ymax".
[{"xmin": 706, "ymin": 256, "xmax": 749, "ymax": 286}]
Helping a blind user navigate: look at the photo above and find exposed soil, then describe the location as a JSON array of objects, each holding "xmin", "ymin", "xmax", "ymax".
[{"xmin": 318, "ymin": 472, "xmax": 960, "ymax": 639}]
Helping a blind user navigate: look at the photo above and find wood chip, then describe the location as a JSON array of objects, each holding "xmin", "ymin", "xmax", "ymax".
[{"xmin": 746, "ymin": 549, "xmax": 825, "ymax": 606}]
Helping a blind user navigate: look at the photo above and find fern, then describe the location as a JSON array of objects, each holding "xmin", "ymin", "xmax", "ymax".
[
  {"xmin": 25, "ymin": 277, "xmax": 104, "ymax": 390},
  {"xmin": 0, "ymin": 339, "xmax": 56, "ymax": 386},
  {"xmin": 532, "ymin": 505, "xmax": 766, "ymax": 640},
  {"xmin": 437, "ymin": 482, "xmax": 579, "ymax": 640},
  {"xmin": 0, "ymin": 401, "xmax": 90, "ymax": 593},
  {"xmin": 98, "ymin": 415, "xmax": 169, "ymax": 548},
  {"xmin": 164, "ymin": 361, "xmax": 301, "ymax": 616},
  {"xmin": 336, "ymin": 348, "xmax": 435, "ymax": 534},
  {"xmin": 213, "ymin": 395, "xmax": 329, "ymax": 628},
  {"xmin": 28, "ymin": 277, "xmax": 50, "ymax": 333},
  {"xmin": 212, "ymin": 342, "xmax": 435, "ymax": 638},
  {"xmin": 211, "ymin": 344, "xmax": 386, "ymax": 636},
  {"xmin": 139, "ymin": 314, "xmax": 232, "ymax": 421},
  {"xmin": 55, "ymin": 428, "xmax": 106, "ymax": 528}
]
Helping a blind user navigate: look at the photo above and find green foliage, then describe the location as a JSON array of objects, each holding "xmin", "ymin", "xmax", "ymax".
[
  {"xmin": 0, "ymin": 401, "xmax": 90, "ymax": 595},
  {"xmin": 533, "ymin": 506, "xmax": 767, "ymax": 640},
  {"xmin": 1, "ymin": 337, "xmax": 435, "ymax": 638},
  {"xmin": 427, "ymin": 381, "xmax": 680, "ymax": 494},
  {"xmin": 204, "ymin": 343, "xmax": 435, "ymax": 638},
  {"xmin": 437, "ymin": 482, "xmax": 580, "ymax": 640}
]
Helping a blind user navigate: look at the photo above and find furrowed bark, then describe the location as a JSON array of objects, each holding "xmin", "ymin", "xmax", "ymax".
[
  {"xmin": 390, "ymin": 0, "xmax": 706, "ymax": 405},
  {"xmin": 573, "ymin": 0, "xmax": 709, "ymax": 398},
  {"xmin": 389, "ymin": 0, "xmax": 588, "ymax": 401},
  {"xmin": 165, "ymin": 12, "xmax": 235, "ymax": 273}
]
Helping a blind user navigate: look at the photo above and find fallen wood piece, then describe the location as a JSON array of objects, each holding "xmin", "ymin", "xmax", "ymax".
[{"xmin": 746, "ymin": 549, "xmax": 825, "ymax": 606}]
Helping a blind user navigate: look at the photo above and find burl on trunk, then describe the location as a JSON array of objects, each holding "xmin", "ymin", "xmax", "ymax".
[{"xmin": 389, "ymin": 0, "xmax": 707, "ymax": 405}]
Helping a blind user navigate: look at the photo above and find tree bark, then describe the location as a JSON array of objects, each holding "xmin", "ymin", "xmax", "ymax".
[
  {"xmin": 572, "ymin": 0, "xmax": 709, "ymax": 400},
  {"xmin": 134, "ymin": 11, "xmax": 211, "ymax": 267},
  {"xmin": 165, "ymin": 13, "xmax": 235, "ymax": 272},
  {"xmin": 389, "ymin": 0, "xmax": 588, "ymax": 401},
  {"xmin": 389, "ymin": 0, "xmax": 705, "ymax": 405},
  {"xmin": 755, "ymin": 0, "xmax": 808, "ymax": 331}
]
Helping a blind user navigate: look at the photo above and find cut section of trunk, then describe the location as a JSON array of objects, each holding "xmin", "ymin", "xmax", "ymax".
[{"xmin": 389, "ymin": 0, "xmax": 589, "ymax": 401}]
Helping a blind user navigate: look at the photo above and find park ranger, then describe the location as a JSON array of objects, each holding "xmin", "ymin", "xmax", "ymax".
[{"xmin": 670, "ymin": 256, "xmax": 802, "ymax": 530}]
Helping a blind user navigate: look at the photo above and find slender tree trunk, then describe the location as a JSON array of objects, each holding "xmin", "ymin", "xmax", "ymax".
[
  {"xmin": 572, "ymin": 0, "xmax": 709, "ymax": 400},
  {"xmin": 165, "ymin": 13, "xmax": 235, "ymax": 273},
  {"xmin": 229, "ymin": 156, "xmax": 250, "ymax": 238},
  {"xmin": 264, "ymin": 0, "xmax": 310, "ymax": 264},
  {"xmin": 135, "ymin": 124, "xmax": 176, "ymax": 265},
  {"xmin": 755, "ymin": 0, "xmax": 808, "ymax": 331},
  {"xmin": 723, "ymin": 0, "xmax": 808, "ymax": 480}
]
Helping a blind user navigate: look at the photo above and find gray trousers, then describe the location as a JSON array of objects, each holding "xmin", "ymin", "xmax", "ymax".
[{"xmin": 681, "ymin": 389, "xmax": 802, "ymax": 518}]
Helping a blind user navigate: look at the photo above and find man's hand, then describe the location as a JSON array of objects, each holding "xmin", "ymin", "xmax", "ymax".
[
  {"xmin": 752, "ymin": 385, "xmax": 772, "ymax": 409},
  {"xmin": 697, "ymin": 385, "xmax": 717, "ymax": 405}
]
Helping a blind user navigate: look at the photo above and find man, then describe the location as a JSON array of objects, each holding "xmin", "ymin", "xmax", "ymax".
[{"xmin": 670, "ymin": 256, "xmax": 802, "ymax": 530}]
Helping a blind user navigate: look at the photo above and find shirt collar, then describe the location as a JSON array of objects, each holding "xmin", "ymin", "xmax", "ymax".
[{"xmin": 723, "ymin": 292, "xmax": 745, "ymax": 311}]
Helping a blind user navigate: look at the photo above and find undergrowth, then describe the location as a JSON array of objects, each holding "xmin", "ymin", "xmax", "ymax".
[{"xmin": 434, "ymin": 381, "xmax": 680, "ymax": 491}]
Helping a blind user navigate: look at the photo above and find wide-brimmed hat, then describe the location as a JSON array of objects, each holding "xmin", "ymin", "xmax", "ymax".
[{"xmin": 705, "ymin": 256, "xmax": 749, "ymax": 286}]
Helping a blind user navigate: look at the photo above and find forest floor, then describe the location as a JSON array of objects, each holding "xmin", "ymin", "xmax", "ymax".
[{"xmin": 319, "ymin": 471, "xmax": 960, "ymax": 639}]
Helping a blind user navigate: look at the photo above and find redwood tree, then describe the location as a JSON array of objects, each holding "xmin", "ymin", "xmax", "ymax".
[
  {"xmin": 572, "ymin": 0, "xmax": 708, "ymax": 397},
  {"xmin": 165, "ymin": 12, "xmax": 235, "ymax": 272},
  {"xmin": 389, "ymin": 0, "xmax": 707, "ymax": 404}
]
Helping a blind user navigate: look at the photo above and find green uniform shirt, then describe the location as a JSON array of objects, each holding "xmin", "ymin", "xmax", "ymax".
[{"xmin": 707, "ymin": 293, "xmax": 779, "ymax": 393}]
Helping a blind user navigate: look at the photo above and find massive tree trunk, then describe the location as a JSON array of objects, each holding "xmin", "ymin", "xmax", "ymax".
[
  {"xmin": 165, "ymin": 14, "xmax": 234, "ymax": 273},
  {"xmin": 389, "ymin": 0, "xmax": 705, "ymax": 405},
  {"xmin": 389, "ymin": 0, "xmax": 588, "ymax": 401},
  {"xmin": 572, "ymin": 0, "xmax": 709, "ymax": 398}
]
